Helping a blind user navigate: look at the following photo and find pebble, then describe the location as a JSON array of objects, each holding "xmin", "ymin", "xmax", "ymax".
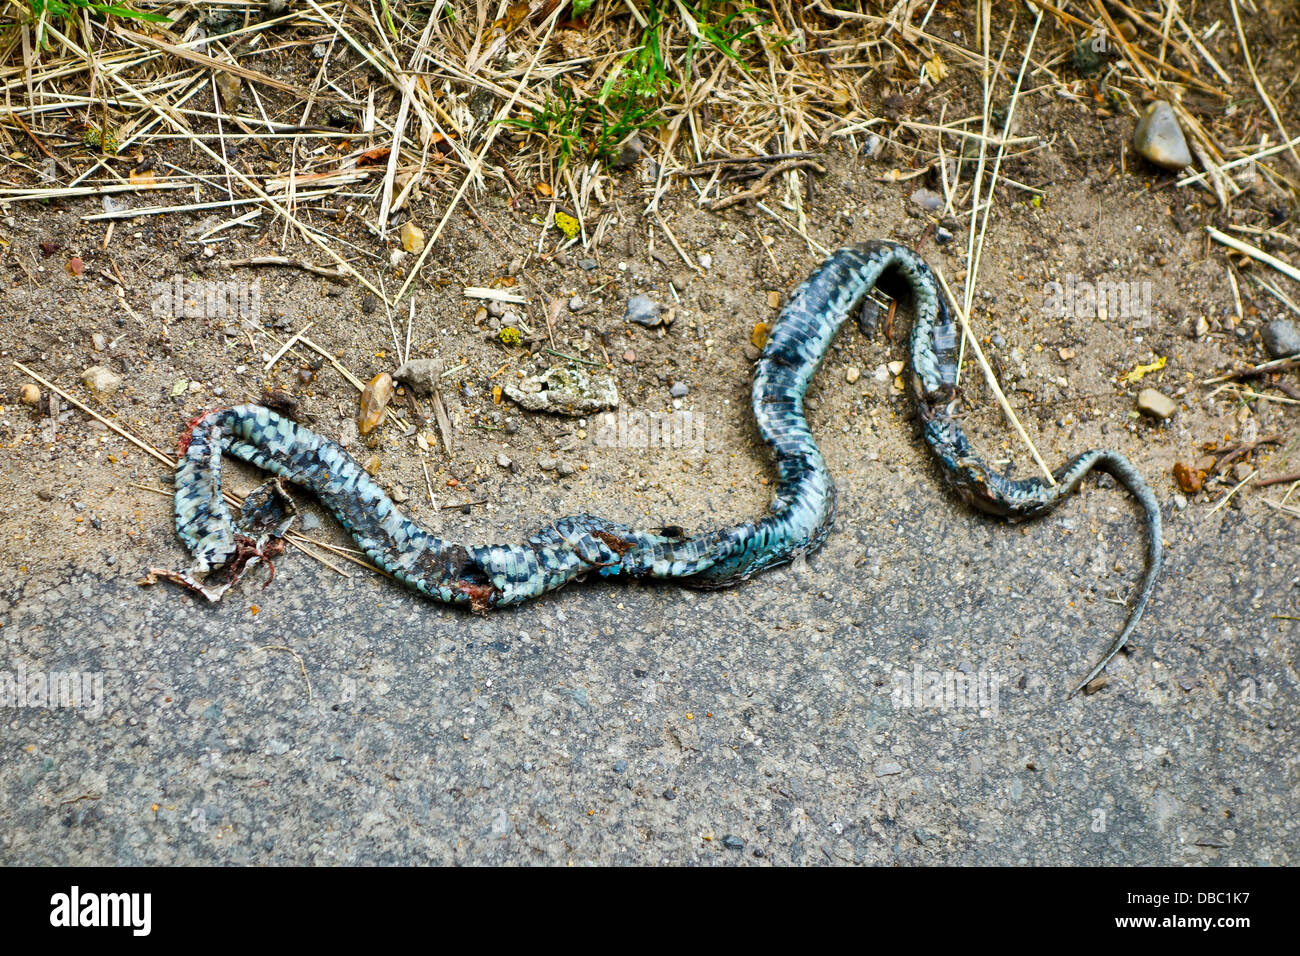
[
  {"xmin": 393, "ymin": 358, "xmax": 444, "ymax": 394},
  {"xmin": 1136, "ymin": 388, "xmax": 1177, "ymax": 419},
  {"xmin": 357, "ymin": 372, "xmax": 394, "ymax": 434},
  {"xmin": 19, "ymin": 383, "xmax": 41, "ymax": 405},
  {"xmin": 623, "ymin": 349, "xmax": 636, "ymax": 363},
  {"xmin": 613, "ymin": 760, "xmax": 627, "ymax": 773},
  {"xmin": 390, "ymin": 486, "xmax": 409, "ymax": 504},
  {"xmin": 80, "ymin": 365, "xmax": 122, "ymax": 398},
  {"xmin": 845, "ymin": 366, "xmax": 860, "ymax": 384},
  {"xmin": 875, "ymin": 761, "xmax": 904, "ymax": 776},
  {"xmin": 91, "ymin": 332, "xmax": 107, "ymax": 351},
  {"xmin": 557, "ymin": 462, "xmax": 575, "ymax": 477},
  {"xmin": 497, "ymin": 453, "xmax": 513, "ymax": 470},
  {"xmin": 910, "ymin": 188, "xmax": 943, "ymax": 213},
  {"xmin": 505, "ymin": 366, "xmax": 618, "ymax": 416},
  {"xmin": 568, "ymin": 294, "xmax": 584, "ymax": 312},
  {"xmin": 538, "ymin": 457, "xmax": 557, "ymax": 471},
  {"xmin": 697, "ymin": 252, "xmax": 713, "ymax": 269},
  {"xmin": 610, "ymin": 131, "xmax": 643, "ymax": 168},
  {"xmin": 670, "ymin": 382, "xmax": 689, "ymax": 398},
  {"xmin": 400, "ymin": 221, "xmax": 426, "ymax": 254},
  {"xmin": 743, "ymin": 344, "xmax": 761, "ymax": 362},
  {"xmin": 721, "ymin": 835, "xmax": 746, "ymax": 851},
  {"xmin": 363, "ymin": 455, "xmax": 381, "ymax": 476},
  {"xmin": 625, "ymin": 294, "xmax": 662, "ymax": 327},
  {"xmin": 1262, "ymin": 319, "xmax": 1300, "ymax": 358},
  {"xmin": 1134, "ymin": 101, "xmax": 1191, "ymax": 170},
  {"xmin": 578, "ymin": 258, "xmax": 597, "ymax": 271},
  {"xmin": 487, "ymin": 299, "xmax": 507, "ymax": 317}
]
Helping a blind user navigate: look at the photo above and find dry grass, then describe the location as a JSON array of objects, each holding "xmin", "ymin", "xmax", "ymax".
[{"xmin": 1, "ymin": 0, "xmax": 1297, "ymax": 482}]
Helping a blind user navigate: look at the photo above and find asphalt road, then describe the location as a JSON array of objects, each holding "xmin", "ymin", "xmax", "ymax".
[{"xmin": 2, "ymin": 480, "xmax": 1294, "ymax": 865}]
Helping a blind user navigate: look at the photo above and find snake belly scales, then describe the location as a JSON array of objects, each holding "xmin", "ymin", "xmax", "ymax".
[{"xmin": 158, "ymin": 240, "xmax": 1162, "ymax": 695}]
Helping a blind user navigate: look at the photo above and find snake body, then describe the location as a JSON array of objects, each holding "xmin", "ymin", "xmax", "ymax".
[{"xmin": 159, "ymin": 240, "xmax": 1162, "ymax": 694}]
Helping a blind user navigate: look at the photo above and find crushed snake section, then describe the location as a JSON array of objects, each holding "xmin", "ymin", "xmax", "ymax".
[{"xmin": 151, "ymin": 240, "xmax": 1163, "ymax": 695}]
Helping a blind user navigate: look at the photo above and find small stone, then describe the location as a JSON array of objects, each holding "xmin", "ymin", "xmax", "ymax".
[
  {"xmin": 1261, "ymin": 319, "xmax": 1300, "ymax": 358},
  {"xmin": 751, "ymin": 322, "xmax": 770, "ymax": 349},
  {"xmin": 568, "ymin": 294, "xmax": 584, "ymax": 312},
  {"xmin": 538, "ymin": 457, "xmax": 557, "ymax": 471},
  {"xmin": 623, "ymin": 350, "xmax": 636, "ymax": 363},
  {"xmin": 214, "ymin": 73, "xmax": 241, "ymax": 110},
  {"xmin": 1136, "ymin": 387, "xmax": 1177, "ymax": 420},
  {"xmin": 1193, "ymin": 315, "xmax": 1210, "ymax": 339},
  {"xmin": 487, "ymin": 299, "xmax": 507, "ymax": 318},
  {"xmin": 80, "ymin": 365, "xmax": 122, "ymax": 398},
  {"xmin": 625, "ymin": 294, "xmax": 662, "ymax": 327},
  {"xmin": 557, "ymin": 461, "xmax": 575, "ymax": 477},
  {"xmin": 399, "ymin": 220, "xmax": 425, "ymax": 253},
  {"xmin": 91, "ymin": 332, "xmax": 107, "ymax": 351},
  {"xmin": 497, "ymin": 453, "xmax": 512, "ymax": 470},
  {"xmin": 910, "ymin": 187, "xmax": 943, "ymax": 213},
  {"xmin": 662, "ymin": 789, "xmax": 676, "ymax": 801},
  {"xmin": 393, "ymin": 358, "xmax": 444, "ymax": 394},
  {"xmin": 390, "ymin": 486, "xmax": 408, "ymax": 504},
  {"xmin": 875, "ymin": 761, "xmax": 904, "ymax": 776},
  {"xmin": 1233, "ymin": 462, "xmax": 1253, "ymax": 482},
  {"xmin": 610, "ymin": 132, "xmax": 643, "ymax": 168},
  {"xmin": 363, "ymin": 455, "xmax": 381, "ymax": 476},
  {"xmin": 721, "ymin": 835, "xmax": 745, "ymax": 850},
  {"xmin": 19, "ymin": 383, "xmax": 41, "ymax": 405},
  {"xmin": 578, "ymin": 258, "xmax": 597, "ymax": 272},
  {"xmin": 670, "ymin": 382, "xmax": 689, "ymax": 398},
  {"xmin": 1134, "ymin": 101, "xmax": 1191, "ymax": 171},
  {"xmin": 1173, "ymin": 493, "xmax": 1188, "ymax": 511},
  {"xmin": 613, "ymin": 760, "xmax": 627, "ymax": 773},
  {"xmin": 1172, "ymin": 461, "xmax": 1203, "ymax": 494},
  {"xmin": 697, "ymin": 252, "xmax": 713, "ymax": 270},
  {"xmin": 36, "ymin": 487, "xmax": 55, "ymax": 501},
  {"xmin": 743, "ymin": 344, "xmax": 761, "ymax": 362},
  {"xmin": 766, "ymin": 290, "xmax": 781, "ymax": 309},
  {"xmin": 358, "ymin": 372, "xmax": 394, "ymax": 434},
  {"xmin": 1058, "ymin": 347, "xmax": 1075, "ymax": 361},
  {"xmin": 845, "ymin": 366, "xmax": 860, "ymax": 384},
  {"xmin": 361, "ymin": 294, "xmax": 379, "ymax": 314}
]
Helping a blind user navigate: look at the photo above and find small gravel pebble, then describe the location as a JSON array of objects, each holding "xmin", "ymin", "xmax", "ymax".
[
  {"xmin": 557, "ymin": 462, "xmax": 575, "ymax": 477},
  {"xmin": 538, "ymin": 457, "xmax": 557, "ymax": 471},
  {"xmin": 721, "ymin": 834, "xmax": 745, "ymax": 850},
  {"xmin": 1134, "ymin": 101, "xmax": 1191, "ymax": 170},
  {"xmin": 1262, "ymin": 319, "xmax": 1300, "ymax": 359},
  {"xmin": 845, "ymin": 366, "xmax": 860, "ymax": 384},
  {"xmin": 670, "ymin": 382, "xmax": 689, "ymax": 398},
  {"xmin": 568, "ymin": 295, "xmax": 584, "ymax": 312},
  {"xmin": 1136, "ymin": 388, "xmax": 1177, "ymax": 420},
  {"xmin": 497, "ymin": 453, "xmax": 512, "ymax": 470},
  {"xmin": 625, "ymin": 294, "xmax": 662, "ymax": 327}
]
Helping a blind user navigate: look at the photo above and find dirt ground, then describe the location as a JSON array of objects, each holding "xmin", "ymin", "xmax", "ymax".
[{"xmin": 0, "ymin": 5, "xmax": 1297, "ymax": 865}]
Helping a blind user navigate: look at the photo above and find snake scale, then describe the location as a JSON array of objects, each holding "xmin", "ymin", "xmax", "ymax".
[{"xmin": 155, "ymin": 240, "xmax": 1162, "ymax": 695}]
